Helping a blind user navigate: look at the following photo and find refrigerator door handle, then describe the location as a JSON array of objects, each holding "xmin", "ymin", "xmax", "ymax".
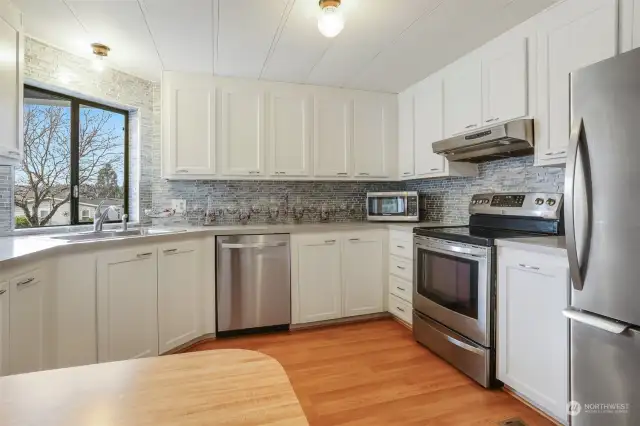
[
  {"xmin": 565, "ymin": 118, "xmax": 592, "ymax": 291},
  {"xmin": 563, "ymin": 308, "xmax": 628, "ymax": 334}
]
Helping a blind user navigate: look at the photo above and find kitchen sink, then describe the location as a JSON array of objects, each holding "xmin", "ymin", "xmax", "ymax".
[{"xmin": 47, "ymin": 228, "xmax": 186, "ymax": 242}]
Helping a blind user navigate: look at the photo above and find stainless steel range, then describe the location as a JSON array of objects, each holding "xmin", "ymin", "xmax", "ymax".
[{"xmin": 412, "ymin": 192, "xmax": 564, "ymax": 388}]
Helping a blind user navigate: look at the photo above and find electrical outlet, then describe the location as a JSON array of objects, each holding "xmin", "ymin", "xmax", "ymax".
[{"xmin": 171, "ymin": 199, "xmax": 186, "ymax": 213}]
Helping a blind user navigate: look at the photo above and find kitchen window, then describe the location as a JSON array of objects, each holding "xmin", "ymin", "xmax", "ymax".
[{"xmin": 14, "ymin": 86, "xmax": 129, "ymax": 228}]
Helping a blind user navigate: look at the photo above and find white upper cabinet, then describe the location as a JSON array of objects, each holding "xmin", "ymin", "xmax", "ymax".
[
  {"xmin": 342, "ymin": 232, "xmax": 385, "ymax": 317},
  {"xmin": 0, "ymin": 2, "xmax": 22, "ymax": 164},
  {"xmin": 314, "ymin": 96, "xmax": 351, "ymax": 177},
  {"xmin": 482, "ymin": 37, "xmax": 528, "ymax": 125},
  {"xmin": 219, "ymin": 86, "xmax": 265, "ymax": 177},
  {"xmin": 497, "ymin": 247, "xmax": 570, "ymax": 423},
  {"xmin": 536, "ymin": 0, "xmax": 617, "ymax": 165},
  {"xmin": 0, "ymin": 280, "xmax": 8, "ymax": 376},
  {"xmin": 9, "ymin": 266, "xmax": 52, "ymax": 375},
  {"xmin": 397, "ymin": 91, "xmax": 415, "ymax": 179},
  {"xmin": 444, "ymin": 56, "xmax": 482, "ymax": 137},
  {"xmin": 269, "ymin": 91, "xmax": 311, "ymax": 177},
  {"xmin": 353, "ymin": 97, "xmax": 392, "ymax": 178},
  {"xmin": 158, "ymin": 240, "xmax": 203, "ymax": 354},
  {"xmin": 414, "ymin": 77, "xmax": 446, "ymax": 177},
  {"xmin": 97, "ymin": 246, "xmax": 159, "ymax": 363},
  {"xmin": 292, "ymin": 234, "xmax": 343, "ymax": 324},
  {"xmin": 620, "ymin": 0, "xmax": 640, "ymax": 52},
  {"xmin": 163, "ymin": 73, "xmax": 216, "ymax": 177}
]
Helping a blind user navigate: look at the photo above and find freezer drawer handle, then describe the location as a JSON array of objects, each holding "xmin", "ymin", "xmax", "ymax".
[
  {"xmin": 562, "ymin": 309, "xmax": 628, "ymax": 334},
  {"xmin": 220, "ymin": 242, "xmax": 288, "ymax": 249},
  {"xmin": 445, "ymin": 335, "xmax": 485, "ymax": 356}
]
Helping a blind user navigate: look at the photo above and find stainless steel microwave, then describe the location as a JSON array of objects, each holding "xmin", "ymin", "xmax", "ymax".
[{"xmin": 366, "ymin": 191, "xmax": 421, "ymax": 222}]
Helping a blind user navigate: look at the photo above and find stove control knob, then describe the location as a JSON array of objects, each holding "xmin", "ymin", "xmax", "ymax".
[
  {"xmin": 483, "ymin": 199, "xmax": 489, "ymax": 204},
  {"xmin": 546, "ymin": 198, "xmax": 556, "ymax": 206},
  {"xmin": 471, "ymin": 200, "xmax": 477, "ymax": 205},
  {"xmin": 535, "ymin": 198, "xmax": 544, "ymax": 205}
]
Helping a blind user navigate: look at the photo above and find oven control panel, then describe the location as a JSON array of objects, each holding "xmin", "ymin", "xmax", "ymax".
[{"xmin": 469, "ymin": 192, "xmax": 563, "ymax": 219}]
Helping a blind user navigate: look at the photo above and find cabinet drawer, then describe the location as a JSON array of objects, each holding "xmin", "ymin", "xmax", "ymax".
[
  {"xmin": 389, "ymin": 231, "xmax": 413, "ymax": 260},
  {"xmin": 10, "ymin": 268, "xmax": 43, "ymax": 288},
  {"xmin": 389, "ymin": 275, "xmax": 412, "ymax": 303},
  {"xmin": 389, "ymin": 255, "xmax": 412, "ymax": 281},
  {"xmin": 389, "ymin": 294, "xmax": 412, "ymax": 325}
]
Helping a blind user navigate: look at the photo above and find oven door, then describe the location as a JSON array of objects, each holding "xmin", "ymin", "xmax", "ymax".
[
  {"xmin": 413, "ymin": 236, "xmax": 492, "ymax": 347},
  {"xmin": 367, "ymin": 192, "xmax": 417, "ymax": 221}
]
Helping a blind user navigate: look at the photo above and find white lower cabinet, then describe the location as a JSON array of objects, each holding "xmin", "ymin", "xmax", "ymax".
[
  {"xmin": 8, "ymin": 265, "xmax": 53, "ymax": 375},
  {"xmin": 292, "ymin": 231, "xmax": 385, "ymax": 324},
  {"xmin": 387, "ymin": 229, "xmax": 413, "ymax": 325},
  {"xmin": 158, "ymin": 240, "xmax": 204, "ymax": 354},
  {"xmin": 497, "ymin": 246, "xmax": 569, "ymax": 423},
  {"xmin": 342, "ymin": 232, "xmax": 385, "ymax": 317},
  {"xmin": 97, "ymin": 245, "xmax": 159, "ymax": 363},
  {"xmin": 0, "ymin": 280, "xmax": 8, "ymax": 376}
]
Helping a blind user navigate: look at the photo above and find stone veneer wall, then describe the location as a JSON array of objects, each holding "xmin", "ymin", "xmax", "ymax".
[
  {"xmin": 20, "ymin": 37, "xmax": 156, "ymax": 224},
  {"xmin": 0, "ymin": 166, "xmax": 12, "ymax": 233},
  {"xmin": 405, "ymin": 156, "xmax": 565, "ymax": 224}
]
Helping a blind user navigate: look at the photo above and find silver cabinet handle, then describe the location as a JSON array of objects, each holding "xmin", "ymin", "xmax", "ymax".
[
  {"xmin": 137, "ymin": 252, "xmax": 153, "ymax": 258},
  {"xmin": 358, "ymin": 172, "xmax": 370, "ymax": 176},
  {"xmin": 8, "ymin": 150, "xmax": 20, "ymax": 156},
  {"xmin": 545, "ymin": 150, "xmax": 566, "ymax": 156},
  {"xmin": 349, "ymin": 238, "xmax": 360, "ymax": 241},
  {"xmin": 163, "ymin": 248, "xmax": 178, "ymax": 254},
  {"xmin": 562, "ymin": 309, "xmax": 627, "ymax": 334},
  {"xmin": 324, "ymin": 239, "xmax": 336, "ymax": 244},
  {"xmin": 429, "ymin": 168, "xmax": 440, "ymax": 171},
  {"xmin": 248, "ymin": 171, "xmax": 261, "ymax": 175},
  {"xmin": 17, "ymin": 277, "xmax": 35, "ymax": 287},
  {"xmin": 484, "ymin": 117, "xmax": 500, "ymax": 123},
  {"xmin": 396, "ymin": 286, "xmax": 406, "ymax": 291},
  {"xmin": 396, "ymin": 265, "xmax": 406, "ymax": 270},
  {"xmin": 395, "ymin": 306, "xmax": 406, "ymax": 313},
  {"xmin": 518, "ymin": 263, "xmax": 540, "ymax": 270},
  {"xmin": 175, "ymin": 169, "xmax": 189, "ymax": 173},
  {"xmin": 336, "ymin": 172, "xmax": 348, "ymax": 176},
  {"xmin": 0, "ymin": 289, "xmax": 6, "ymax": 295},
  {"xmin": 396, "ymin": 245, "xmax": 405, "ymax": 249},
  {"xmin": 465, "ymin": 124, "xmax": 477, "ymax": 129},
  {"xmin": 274, "ymin": 171, "xmax": 286, "ymax": 175},
  {"xmin": 402, "ymin": 172, "xmax": 412, "ymax": 175}
]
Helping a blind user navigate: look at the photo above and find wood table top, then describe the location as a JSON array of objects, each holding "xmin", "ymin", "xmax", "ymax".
[{"xmin": 0, "ymin": 349, "xmax": 309, "ymax": 426}]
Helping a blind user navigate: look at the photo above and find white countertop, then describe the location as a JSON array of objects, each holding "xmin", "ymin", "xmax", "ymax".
[
  {"xmin": 0, "ymin": 221, "xmax": 457, "ymax": 266},
  {"xmin": 496, "ymin": 236, "xmax": 567, "ymax": 257}
]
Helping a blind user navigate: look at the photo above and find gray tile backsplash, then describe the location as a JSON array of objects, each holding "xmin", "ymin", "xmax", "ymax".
[{"xmin": 405, "ymin": 156, "xmax": 565, "ymax": 224}]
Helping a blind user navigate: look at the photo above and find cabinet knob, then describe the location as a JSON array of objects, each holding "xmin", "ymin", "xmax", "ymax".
[{"xmin": 0, "ymin": 289, "xmax": 6, "ymax": 295}]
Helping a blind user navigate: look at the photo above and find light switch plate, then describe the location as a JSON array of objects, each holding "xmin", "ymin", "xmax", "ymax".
[{"xmin": 171, "ymin": 199, "xmax": 186, "ymax": 213}]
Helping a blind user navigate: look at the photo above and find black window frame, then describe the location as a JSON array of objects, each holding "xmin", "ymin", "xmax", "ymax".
[{"xmin": 23, "ymin": 85, "xmax": 130, "ymax": 226}]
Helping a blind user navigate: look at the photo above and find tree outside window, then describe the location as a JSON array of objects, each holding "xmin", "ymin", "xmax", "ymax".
[{"xmin": 14, "ymin": 86, "xmax": 129, "ymax": 228}]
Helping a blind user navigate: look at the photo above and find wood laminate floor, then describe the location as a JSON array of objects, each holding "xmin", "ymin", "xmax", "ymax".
[{"xmin": 184, "ymin": 319, "xmax": 554, "ymax": 426}]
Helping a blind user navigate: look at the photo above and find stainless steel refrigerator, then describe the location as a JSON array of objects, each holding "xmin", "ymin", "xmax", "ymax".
[{"xmin": 563, "ymin": 48, "xmax": 640, "ymax": 425}]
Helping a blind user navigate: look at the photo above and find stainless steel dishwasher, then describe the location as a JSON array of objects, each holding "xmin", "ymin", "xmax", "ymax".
[{"xmin": 216, "ymin": 234, "xmax": 291, "ymax": 335}]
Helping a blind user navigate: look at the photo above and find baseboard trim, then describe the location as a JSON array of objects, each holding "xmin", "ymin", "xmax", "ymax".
[
  {"xmin": 502, "ymin": 385, "xmax": 564, "ymax": 426},
  {"xmin": 392, "ymin": 316, "xmax": 412, "ymax": 330},
  {"xmin": 163, "ymin": 333, "xmax": 217, "ymax": 355},
  {"xmin": 290, "ymin": 312, "xmax": 391, "ymax": 331}
]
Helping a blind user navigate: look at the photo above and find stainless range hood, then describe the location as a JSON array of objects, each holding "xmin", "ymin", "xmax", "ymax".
[{"xmin": 432, "ymin": 118, "xmax": 534, "ymax": 163}]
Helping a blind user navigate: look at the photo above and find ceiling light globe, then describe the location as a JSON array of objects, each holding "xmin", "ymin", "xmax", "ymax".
[{"xmin": 318, "ymin": 6, "xmax": 344, "ymax": 38}]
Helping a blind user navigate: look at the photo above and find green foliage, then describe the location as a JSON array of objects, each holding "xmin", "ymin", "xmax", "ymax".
[{"xmin": 15, "ymin": 216, "xmax": 30, "ymax": 228}]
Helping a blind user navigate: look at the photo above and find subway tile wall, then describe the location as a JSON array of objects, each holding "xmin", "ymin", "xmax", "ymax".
[
  {"xmin": 0, "ymin": 166, "xmax": 12, "ymax": 233},
  {"xmin": 406, "ymin": 156, "xmax": 565, "ymax": 224}
]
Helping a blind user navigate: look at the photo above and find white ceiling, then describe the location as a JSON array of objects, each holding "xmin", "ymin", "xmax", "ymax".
[{"xmin": 13, "ymin": 0, "xmax": 559, "ymax": 93}]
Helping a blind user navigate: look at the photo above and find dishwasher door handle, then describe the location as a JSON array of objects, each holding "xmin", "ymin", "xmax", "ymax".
[{"xmin": 220, "ymin": 242, "xmax": 288, "ymax": 249}]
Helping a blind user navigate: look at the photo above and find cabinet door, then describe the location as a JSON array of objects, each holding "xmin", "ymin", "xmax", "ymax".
[
  {"xmin": 166, "ymin": 80, "xmax": 216, "ymax": 176},
  {"xmin": 0, "ymin": 280, "xmax": 8, "ymax": 376},
  {"xmin": 293, "ymin": 234, "xmax": 342, "ymax": 323},
  {"xmin": 398, "ymin": 91, "xmax": 415, "ymax": 179},
  {"xmin": 482, "ymin": 38, "xmax": 528, "ymax": 125},
  {"xmin": 536, "ymin": 0, "xmax": 617, "ymax": 165},
  {"xmin": 353, "ymin": 98, "xmax": 389, "ymax": 178},
  {"xmin": 269, "ymin": 92, "xmax": 311, "ymax": 177},
  {"xmin": 314, "ymin": 97, "xmax": 351, "ymax": 177},
  {"xmin": 220, "ymin": 88, "xmax": 265, "ymax": 177},
  {"xmin": 158, "ymin": 240, "xmax": 203, "ymax": 354},
  {"xmin": 9, "ymin": 268, "xmax": 49, "ymax": 374},
  {"xmin": 97, "ymin": 247, "xmax": 158, "ymax": 362},
  {"xmin": 414, "ymin": 78, "xmax": 447, "ymax": 177},
  {"xmin": 497, "ymin": 249, "xmax": 569, "ymax": 422},
  {"xmin": 0, "ymin": 5, "xmax": 22, "ymax": 163},
  {"xmin": 444, "ymin": 57, "xmax": 482, "ymax": 136},
  {"xmin": 342, "ymin": 232, "xmax": 384, "ymax": 317}
]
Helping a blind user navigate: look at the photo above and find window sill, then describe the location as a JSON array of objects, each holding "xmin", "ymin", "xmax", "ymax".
[{"xmin": 7, "ymin": 222, "xmax": 141, "ymax": 237}]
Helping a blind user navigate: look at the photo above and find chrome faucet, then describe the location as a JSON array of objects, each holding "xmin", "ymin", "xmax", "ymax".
[{"xmin": 93, "ymin": 201, "xmax": 116, "ymax": 232}]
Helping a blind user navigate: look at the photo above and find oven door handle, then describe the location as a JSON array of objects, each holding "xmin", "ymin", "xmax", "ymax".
[{"xmin": 415, "ymin": 243, "xmax": 486, "ymax": 261}]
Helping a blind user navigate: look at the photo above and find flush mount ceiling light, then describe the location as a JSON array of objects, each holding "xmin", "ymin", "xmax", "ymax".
[
  {"xmin": 91, "ymin": 42, "xmax": 110, "ymax": 72},
  {"xmin": 318, "ymin": 0, "xmax": 344, "ymax": 38}
]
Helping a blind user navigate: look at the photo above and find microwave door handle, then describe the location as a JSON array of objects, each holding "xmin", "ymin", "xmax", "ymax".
[{"xmin": 565, "ymin": 118, "xmax": 593, "ymax": 291}]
